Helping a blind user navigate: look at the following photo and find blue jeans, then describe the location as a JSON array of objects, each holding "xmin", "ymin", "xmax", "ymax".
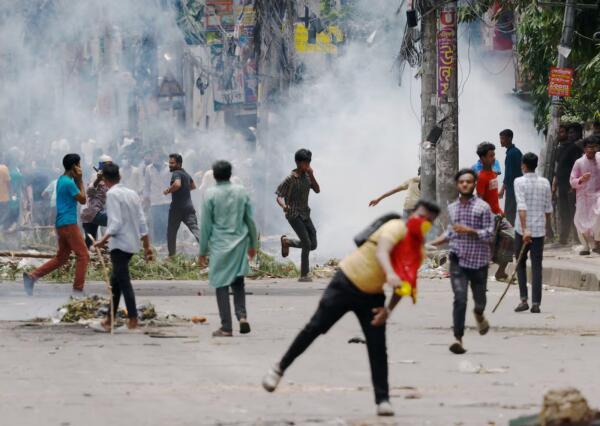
[{"xmin": 449, "ymin": 254, "xmax": 488, "ymax": 339}]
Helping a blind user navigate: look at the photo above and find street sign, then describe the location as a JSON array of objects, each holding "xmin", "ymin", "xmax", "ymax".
[{"xmin": 548, "ymin": 67, "xmax": 573, "ymax": 97}]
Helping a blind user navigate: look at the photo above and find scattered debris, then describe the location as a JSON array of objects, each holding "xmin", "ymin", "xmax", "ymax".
[
  {"xmin": 510, "ymin": 388, "xmax": 600, "ymax": 425},
  {"xmin": 393, "ymin": 359, "xmax": 418, "ymax": 365},
  {"xmin": 348, "ymin": 336, "xmax": 366, "ymax": 344},
  {"xmin": 405, "ymin": 392, "xmax": 422, "ymax": 400},
  {"xmin": 60, "ymin": 296, "xmax": 109, "ymax": 323},
  {"xmin": 191, "ymin": 316, "xmax": 207, "ymax": 324},
  {"xmin": 1, "ymin": 253, "xmax": 204, "ymax": 282},
  {"xmin": 458, "ymin": 360, "xmax": 508, "ymax": 374},
  {"xmin": 311, "ymin": 259, "xmax": 339, "ymax": 279},
  {"xmin": 248, "ymin": 250, "xmax": 299, "ymax": 279},
  {"xmin": 58, "ymin": 296, "xmax": 157, "ymax": 323},
  {"xmin": 139, "ymin": 304, "xmax": 157, "ymax": 321},
  {"xmin": 541, "ymin": 388, "xmax": 598, "ymax": 426}
]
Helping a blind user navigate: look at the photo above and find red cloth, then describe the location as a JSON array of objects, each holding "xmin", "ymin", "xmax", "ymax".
[
  {"xmin": 390, "ymin": 217, "xmax": 428, "ymax": 303},
  {"xmin": 31, "ymin": 224, "xmax": 90, "ymax": 290},
  {"xmin": 477, "ymin": 169, "xmax": 503, "ymax": 215}
]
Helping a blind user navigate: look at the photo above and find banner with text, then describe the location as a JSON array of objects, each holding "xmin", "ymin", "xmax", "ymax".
[
  {"xmin": 548, "ymin": 67, "xmax": 573, "ymax": 97},
  {"xmin": 437, "ymin": 5, "xmax": 457, "ymax": 97}
]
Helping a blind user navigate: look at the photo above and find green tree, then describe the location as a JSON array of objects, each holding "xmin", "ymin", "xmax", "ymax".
[{"xmin": 460, "ymin": 1, "xmax": 600, "ymax": 130}]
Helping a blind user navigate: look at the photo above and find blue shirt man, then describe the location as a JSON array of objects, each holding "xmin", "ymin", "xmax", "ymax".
[
  {"xmin": 498, "ymin": 129, "xmax": 523, "ymax": 225},
  {"xmin": 55, "ymin": 175, "xmax": 81, "ymax": 227}
]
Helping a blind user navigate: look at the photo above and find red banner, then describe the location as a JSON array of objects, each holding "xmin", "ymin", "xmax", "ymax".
[{"xmin": 548, "ymin": 67, "xmax": 573, "ymax": 97}]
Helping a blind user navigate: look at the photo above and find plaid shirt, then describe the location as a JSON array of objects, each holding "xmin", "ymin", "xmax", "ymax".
[
  {"xmin": 276, "ymin": 171, "xmax": 313, "ymax": 219},
  {"xmin": 446, "ymin": 196, "xmax": 495, "ymax": 269},
  {"xmin": 514, "ymin": 172, "xmax": 552, "ymax": 238}
]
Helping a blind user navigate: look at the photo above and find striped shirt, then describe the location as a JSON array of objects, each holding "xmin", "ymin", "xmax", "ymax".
[
  {"xmin": 446, "ymin": 196, "xmax": 495, "ymax": 269},
  {"xmin": 276, "ymin": 171, "xmax": 313, "ymax": 219},
  {"xmin": 514, "ymin": 173, "xmax": 552, "ymax": 238}
]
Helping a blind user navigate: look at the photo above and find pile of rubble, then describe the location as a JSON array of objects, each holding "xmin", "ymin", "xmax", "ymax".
[
  {"xmin": 511, "ymin": 388, "xmax": 600, "ymax": 426},
  {"xmin": 56, "ymin": 296, "xmax": 158, "ymax": 324}
]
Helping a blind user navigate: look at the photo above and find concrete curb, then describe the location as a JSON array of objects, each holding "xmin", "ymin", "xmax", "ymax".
[{"xmin": 497, "ymin": 262, "xmax": 600, "ymax": 292}]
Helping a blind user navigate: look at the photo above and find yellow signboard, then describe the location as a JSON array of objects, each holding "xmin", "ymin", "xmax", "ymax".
[{"xmin": 294, "ymin": 23, "xmax": 344, "ymax": 54}]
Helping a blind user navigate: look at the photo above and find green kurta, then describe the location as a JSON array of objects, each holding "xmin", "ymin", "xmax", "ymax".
[{"xmin": 199, "ymin": 181, "xmax": 258, "ymax": 288}]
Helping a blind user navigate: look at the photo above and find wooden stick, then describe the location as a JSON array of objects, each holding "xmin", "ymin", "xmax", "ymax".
[
  {"xmin": 492, "ymin": 244, "xmax": 528, "ymax": 313},
  {"xmin": 0, "ymin": 251, "xmax": 55, "ymax": 259},
  {"xmin": 88, "ymin": 235, "xmax": 113, "ymax": 335}
]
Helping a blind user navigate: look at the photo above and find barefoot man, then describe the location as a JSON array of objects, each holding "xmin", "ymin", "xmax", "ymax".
[{"xmin": 93, "ymin": 163, "xmax": 153, "ymax": 330}]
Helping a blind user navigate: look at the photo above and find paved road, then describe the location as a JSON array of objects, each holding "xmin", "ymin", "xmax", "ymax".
[{"xmin": 1, "ymin": 278, "xmax": 599, "ymax": 425}]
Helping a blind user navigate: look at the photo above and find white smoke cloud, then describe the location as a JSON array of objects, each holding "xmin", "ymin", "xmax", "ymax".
[{"xmin": 261, "ymin": 0, "xmax": 543, "ymax": 260}]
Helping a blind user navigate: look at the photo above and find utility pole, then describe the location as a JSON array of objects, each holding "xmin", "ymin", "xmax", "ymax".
[
  {"xmin": 420, "ymin": 1, "xmax": 437, "ymax": 202},
  {"xmin": 541, "ymin": 0, "xmax": 576, "ymax": 180},
  {"xmin": 435, "ymin": 1, "xmax": 458, "ymax": 222},
  {"xmin": 255, "ymin": 0, "xmax": 297, "ymax": 229}
]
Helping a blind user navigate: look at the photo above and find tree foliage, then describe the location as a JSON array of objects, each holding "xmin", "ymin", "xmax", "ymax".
[{"xmin": 460, "ymin": 1, "xmax": 600, "ymax": 130}]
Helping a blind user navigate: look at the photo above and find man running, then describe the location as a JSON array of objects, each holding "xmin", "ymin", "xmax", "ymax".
[
  {"xmin": 262, "ymin": 200, "xmax": 440, "ymax": 417},
  {"xmin": 277, "ymin": 149, "xmax": 320, "ymax": 282},
  {"xmin": 430, "ymin": 169, "xmax": 495, "ymax": 354},
  {"xmin": 93, "ymin": 163, "xmax": 153, "ymax": 331},
  {"xmin": 164, "ymin": 153, "xmax": 200, "ymax": 257},
  {"xmin": 23, "ymin": 154, "xmax": 89, "ymax": 296}
]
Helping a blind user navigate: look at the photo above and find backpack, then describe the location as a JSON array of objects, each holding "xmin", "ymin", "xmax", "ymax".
[{"xmin": 353, "ymin": 213, "xmax": 402, "ymax": 247}]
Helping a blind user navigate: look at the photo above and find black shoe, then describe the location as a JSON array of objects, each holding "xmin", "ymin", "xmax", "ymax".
[
  {"xmin": 530, "ymin": 304, "xmax": 541, "ymax": 313},
  {"xmin": 580, "ymin": 250, "xmax": 591, "ymax": 256},
  {"xmin": 592, "ymin": 247, "xmax": 600, "ymax": 255},
  {"xmin": 514, "ymin": 301, "xmax": 529, "ymax": 312},
  {"xmin": 240, "ymin": 319, "xmax": 251, "ymax": 334},
  {"xmin": 449, "ymin": 340, "xmax": 466, "ymax": 354},
  {"xmin": 474, "ymin": 313, "xmax": 490, "ymax": 336}
]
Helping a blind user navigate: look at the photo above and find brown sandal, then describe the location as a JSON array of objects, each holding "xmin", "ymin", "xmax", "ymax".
[{"xmin": 281, "ymin": 235, "xmax": 290, "ymax": 258}]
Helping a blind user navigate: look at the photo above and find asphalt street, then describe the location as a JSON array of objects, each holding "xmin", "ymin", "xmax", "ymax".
[{"xmin": 0, "ymin": 278, "xmax": 599, "ymax": 425}]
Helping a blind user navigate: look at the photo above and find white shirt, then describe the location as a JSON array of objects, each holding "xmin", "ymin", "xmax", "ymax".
[
  {"xmin": 143, "ymin": 163, "xmax": 170, "ymax": 206},
  {"xmin": 106, "ymin": 184, "xmax": 148, "ymax": 254},
  {"xmin": 120, "ymin": 165, "xmax": 143, "ymax": 194},
  {"xmin": 514, "ymin": 172, "xmax": 553, "ymax": 238}
]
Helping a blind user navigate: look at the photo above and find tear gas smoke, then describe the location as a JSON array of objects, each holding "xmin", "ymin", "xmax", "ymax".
[{"xmin": 0, "ymin": 0, "xmax": 542, "ymax": 261}]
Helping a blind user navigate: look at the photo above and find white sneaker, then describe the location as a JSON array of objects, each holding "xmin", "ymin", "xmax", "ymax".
[
  {"xmin": 377, "ymin": 400, "xmax": 394, "ymax": 416},
  {"xmin": 262, "ymin": 365, "xmax": 283, "ymax": 392}
]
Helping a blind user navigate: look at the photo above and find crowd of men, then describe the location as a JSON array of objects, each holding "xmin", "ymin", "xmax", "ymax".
[
  {"xmin": 3, "ymin": 121, "xmax": 600, "ymax": 418},
  {"xmin": 0, "ymin": 141, "xmax": 232, "ymax": 254}
]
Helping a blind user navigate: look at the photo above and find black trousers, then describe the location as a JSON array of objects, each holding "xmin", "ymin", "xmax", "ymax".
[
  {"xmin": 82, "ymin": 211, "xmax": 108, "ymax": 248},
  {"xmin": 110, "ymin": 249, "xmax": 137, "ymax": 319},
  {"xmin": 287, "ymin": 215, "xmax": 317, "ymax": 277},
  {"xmin": 215, "ymin": 276, "xmax": 247, "ymax": 333},
  {"xmin": 449, "ymin": 255, "xmax": 487, "ymax": 339},
  {"xmin": 557, "ymin": 185, "xmax": 577, "ymax": 244},
  {"xmin": 515, "ymin": 233, "xmax": 544, "ymax": 305},
  {"xmin": 504, "ymin": 188, "xmax": 517, "ymax": 226},
  {"xmin": 167, "ymin": 206, "xmax": 200, "ymax": 256},
  {"xmin": 279, "ymin": 271, "xmax": 388, "ymax": 404}
]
